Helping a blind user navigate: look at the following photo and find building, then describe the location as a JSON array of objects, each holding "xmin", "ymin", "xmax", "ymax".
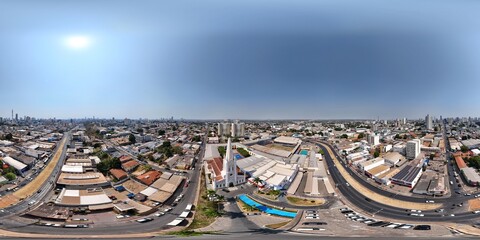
[
  {"xmin": 367, "ymin": 134, "xmax": 380, "ymax": 146},
  {"xmin": 390, "ymin": 165, "xmax": 423, "ymax": 188},
  {"xmin": 383, "ymin": 152, "xmax": 406, "ymax": 167},
  {"xmin": 425, "ymin": 114, "xmax": 433, "ymax": 130},
  {"xmin": 406, "ymin": 139, "xmax": 421, "ymax": 160},
  {"xmin": 205, "ymin": 138, "xmax": 246, "ymax": 189},
  {"xmin": 217, "ymin": 122, "xmax": 245, "ymax": 137},
  {"xmin": 2, "ymin": 156, "xmax": 28, "ymax": 176}
]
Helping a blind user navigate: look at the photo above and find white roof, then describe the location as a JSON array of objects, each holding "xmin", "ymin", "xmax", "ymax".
[
  {"xmin": 64, "ymin": 189, "xmax": 80, "ymax": 197},
  {"xmin": 274, "ymin": 136, "xmax": 301, "ymax": 145},
  {"xmin": 2, "ymin": 156, "xmax": 27, "ymax": 170},
  {"xmin": 61, "ymin": 165, "xmax": 83, "ymax": 173},
  {"xmin": 266, "ymin": 174, "xmax": 286, "ymax": 186},
  {"xmin": 80, "ymin": 194, "xmax": 112, "ymax": 205},
  {"xmin": 472, "ymin": 149, "xmax": 480, "ymax": 155},
  {"xmin": 140, "ymin": 186, "xmax": 158, "ymax": 196},
  {"xmin": 89, "ymin": 156, "xmax": 101, "ymax": 164}
]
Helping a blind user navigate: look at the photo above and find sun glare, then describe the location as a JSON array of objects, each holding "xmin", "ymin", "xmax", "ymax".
[{"xmin": 64, "ymin": 36, "xmax": 91, "ymax": 49}]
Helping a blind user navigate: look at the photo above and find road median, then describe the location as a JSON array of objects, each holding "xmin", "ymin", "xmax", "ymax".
[{"xmin": 319, "ymin": 142, "xmax": 442, "ymax": 211}]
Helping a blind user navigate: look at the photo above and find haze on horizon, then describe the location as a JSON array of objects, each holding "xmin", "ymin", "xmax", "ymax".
[{"xmin": 1, "ymin": 0, "xmax": 480, "ymax": 120}]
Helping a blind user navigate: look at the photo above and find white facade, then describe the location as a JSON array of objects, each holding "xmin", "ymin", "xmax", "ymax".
[
  {"xmin": 368, "ymin": 134, "xmax": 380, "ymax": 146},
  {"xmin": 406, "ymin": 139, "xmax": 421, "ymax": 160},
  {"xmin": 425, "ymin": 114, "xmax": 433, "ymax": 130},
  {"xmin": 218, "ymin": 122, "xmax": 245, "ymax": 137}
]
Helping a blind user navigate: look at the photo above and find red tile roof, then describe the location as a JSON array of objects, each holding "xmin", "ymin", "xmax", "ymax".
[
  {"xmin": 119, "ymin": 155, "xmax": 133, "ymax": 163},
  {"xmin": 109, "ymin": 168, "xmax": 128, "ymax": 180},
  {"xmin": 136, "ymin": 170, "xmax": 162, "ymax": 186},
  {"xmin": 207, "ymin": 157, "xmax": 223, "ymax": 181},
  {"xmin": 122, "ymin": 160, "xmax": 139, "ymax": 172},
  {"xmin": 455, "ymin": 156, "xmax": 467, "ymax": 169}
]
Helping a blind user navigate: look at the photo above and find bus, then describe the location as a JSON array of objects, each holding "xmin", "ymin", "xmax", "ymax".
[{"xmin": 185, "ymin": 204, "xmax": 193, "ymax": 211}]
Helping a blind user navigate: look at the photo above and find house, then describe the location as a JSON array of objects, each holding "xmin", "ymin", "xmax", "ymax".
[
  {"xmin": 136, "ymin": 170, "xmax": 161, "ymax": 186},
  {"xmin": 122, "ymin": 160, "xmax": 139, "ymax": 172},
  {"xmin": 110, "ymin": 168, "xmax": 128, "ymax": 181}
]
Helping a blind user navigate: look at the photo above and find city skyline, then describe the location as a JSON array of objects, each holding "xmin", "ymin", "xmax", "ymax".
[{"xmin": 1, "ymin": 0, "xmax": 480, "ymax": 119}]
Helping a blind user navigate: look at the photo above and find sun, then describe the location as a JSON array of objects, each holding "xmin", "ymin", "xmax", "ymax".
[{"xmin": 64, "ymin": 36, "xmax": 92, "ymax": 49}]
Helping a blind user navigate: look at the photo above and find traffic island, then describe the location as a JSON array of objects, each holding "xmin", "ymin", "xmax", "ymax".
[{"xmin": 286, "ymin": 196, "xmax": 325, "ymax": 206}]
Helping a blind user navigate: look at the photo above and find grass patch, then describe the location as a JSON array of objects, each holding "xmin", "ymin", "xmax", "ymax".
[
  {"xmin": 218, "ymin": 146, "xmax": 226, "ymax": 158},
  {"xmin": 265, "ymin": 221, "xmax": 290, "ymax": 229},
  {"xmin": 237, "ymin": 148, "xmax": 251, "ymax": 158},
  {"xmin": 186, "ymin": 170, "xmax": 221, "ymax": 230},
  {"xmin": 237, "ymin": 200, "xmax": 260, "ymax": 213},
  {"xmin": 286, "ymin": 196, "xmax": 325, "ymax": 206},
  {"xmin": 169, "ymin": 230, "xmax": 205, "ymax": 237}
]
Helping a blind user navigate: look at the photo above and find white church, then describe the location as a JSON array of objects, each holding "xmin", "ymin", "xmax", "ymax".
[{"xmin": 205, "ymin": 138, "xmax": 246, "ymax": 190}]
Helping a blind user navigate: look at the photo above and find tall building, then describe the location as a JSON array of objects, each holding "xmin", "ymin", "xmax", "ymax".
[
  {"xmin": 406, "ymin": 139, "xmax": 421, "ymax": 160},
  {"xmin": 218, "ymin": 122, "xmax": 245, "ymax": 137},
  {"xmin": 368, "ymin": 133, "xmax": 380, "ymax": 146},
  {"xmin": 15, "ymin": 113, "xmax": 18, "ymax": 122},
  {"xmin": 425, "ymin": 114, "xmax": 433, "ymax": 130},
  {"xmin": 402, "ymin": 118, "xmax": 406, "ymax": 125}
]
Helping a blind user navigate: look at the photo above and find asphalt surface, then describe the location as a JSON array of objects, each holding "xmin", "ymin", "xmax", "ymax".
[
  {"xmin": 0, "ymin": 132, "xmax": 71, "ymax": 219},
  {"xmin": 0, "ymin": 129, "xmax": 206, "ymax": 235},
  {"xmin": 313, "ymin": 140, "xmax": 480, "ymax": 223}
]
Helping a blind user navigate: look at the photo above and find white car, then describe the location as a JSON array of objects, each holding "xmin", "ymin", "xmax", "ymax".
[
  {"xmin": 154, "ymin": 212, "xmax": 165, "ymax": 217},
  {"xmin": 163, "ymin": 207, "xmax": 173, "ymax": 212},
  {"xmin": 425, "ymin": 200, "xmax": 434, "ymax": 203},
  {"xmin": 398, "ymin": 224, "xmax": 413, "ymax": 229},
  {"xmin": 385, "ymin": 223, "xmax": 400, "ymax": 228},
  {"xmin": 473, "ymin": 211, "xmax": 480, "ymax": 214}
]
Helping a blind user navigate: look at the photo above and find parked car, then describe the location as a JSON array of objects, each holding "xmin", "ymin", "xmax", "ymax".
[{"xmin": 136, "ymin": 217, "xmax": 153, "ymax": 223}]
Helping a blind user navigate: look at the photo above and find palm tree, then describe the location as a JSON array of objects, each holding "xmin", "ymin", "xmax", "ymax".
[
  {"xmin": 207, "ymin": 189, "xmax": 216, "ymax": 197},
  {"xmin": 253, "ymin": 177, "xmax": 261, "ymax": 186}
]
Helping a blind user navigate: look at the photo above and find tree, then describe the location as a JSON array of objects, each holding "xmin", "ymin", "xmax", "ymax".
[
  {"xmin": 141, "ymin": 164, "xmax": 153, "ymax": 172},
  {"xmin": 5, "ymin": 133, "xmax": 13, "ymax": 140},
  {"xmin": 358, "ymin": 133, "xmax": 365, "ymax": 139},
  {"xmin": 129, "ymin": 134, "xmax": 136, "ymax": 144},
  {"xmin": 340, "ymin": 134, "xmax": 348, "ymax": 139},
  {"xmin": 374, "ymin": 150, "xmax": 380, "ymax": 158},
  {"xmin": 191, "ymin": 135, "xmax": 201, "ymax": 142},
  {"xmin": 158, "ymin": 129, "xmax": 165, "ymax": 136},
  {"xmin": 5, "ymin": 172, "xmax": 16, "ymax": 181},
  {"xmin": 253, "ymin": 177, "xmax": 262, "ymax": 186},
  {"xmin": 394, "ymin": 134, "xmax": 400, "ymax": 139},
  {"xmin": 461, "ymin": 145, "xmax": 469, "ymax": 153},
  {"xmin": 218, "ymin": 146, "xmax": 226, "ymax": 158}
]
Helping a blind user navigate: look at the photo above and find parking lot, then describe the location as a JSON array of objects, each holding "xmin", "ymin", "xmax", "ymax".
[{"xmin": 292, "ymin": 206, "xmax": 453, "ymax": 237}]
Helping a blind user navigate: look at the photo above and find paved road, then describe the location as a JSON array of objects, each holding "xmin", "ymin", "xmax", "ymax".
[
  {"xmin": 0, "ymin": 132, "xmax": 71, "ymax": 218},
  {"xmin": 0, "ymin": 128, "xmax": 207, "ymax": 235},
  {"xmin": 312, "ymin": 140, "xmax": 480, "ymax": 223}
]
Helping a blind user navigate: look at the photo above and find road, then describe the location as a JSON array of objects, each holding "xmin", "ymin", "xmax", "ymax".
[
  {"xmin": 0, "ymin": 128, "xmax": 208, "ymax": 235},
  {"xmin": 0, "ymin": 132, "xmax": 71, "ymax": 218},
  {"xmin": 312, "ymin": 140, "xmax": 480, "ymax": 223}
]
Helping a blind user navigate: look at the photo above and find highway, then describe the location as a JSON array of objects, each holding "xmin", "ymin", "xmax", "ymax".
[
  {"xmin": 312, "ymin": 140, "xmax": 480, "ymax": 223},
  {"xmin": 0, "ymin": 132, "xmax": 71, "ymax": 219},
  {"xmin": 0, "ymin": 128, "xmax": 208, "ymax": 235}
]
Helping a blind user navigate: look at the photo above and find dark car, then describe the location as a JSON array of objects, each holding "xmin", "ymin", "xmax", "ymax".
[
  {"xmin": 414, "ymin": 225, "xmax": 431, "ymax": 230},
  {"xmin": 303, "ymin": 222, "xmax": 327, "ymax": 225}
]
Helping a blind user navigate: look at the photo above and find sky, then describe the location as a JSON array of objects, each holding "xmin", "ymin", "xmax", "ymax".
[{"xmin": 1, "ymin": 0, "xmax": 480, "ymax": 120}]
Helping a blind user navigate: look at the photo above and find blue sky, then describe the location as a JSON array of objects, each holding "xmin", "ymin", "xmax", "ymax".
[{"xmin": 1, "ymin": 0, "xmax": 480, "ymax": 120}]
